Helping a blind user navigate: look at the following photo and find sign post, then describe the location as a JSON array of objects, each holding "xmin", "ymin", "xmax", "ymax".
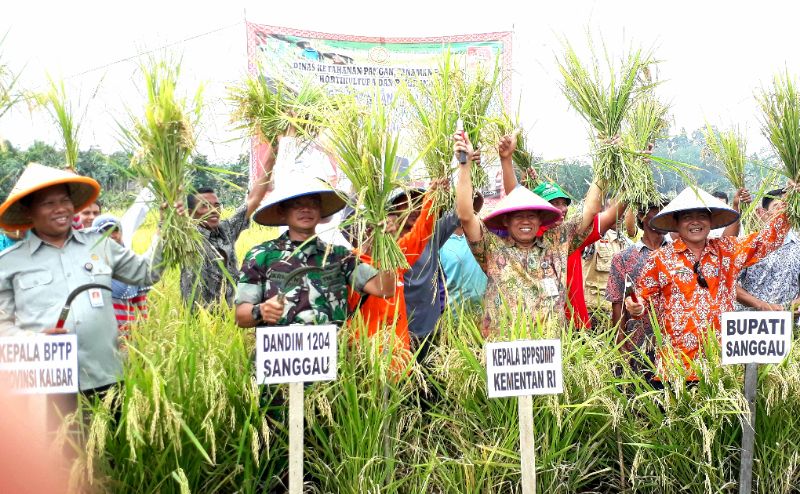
[
  {"xmin": 721, "ymin": 311, "xmax": 793, "ymax": 494},
  {"xmin": 485, "ymin": 338, "xmax": 563, "ymax": 494},
  {"xmin": 256, "ymin": 325, "xmax": 338, "ymax": 494},
  {"xmin": 0, "ymin": 335, "xmax": 79, "ymax": 394}
]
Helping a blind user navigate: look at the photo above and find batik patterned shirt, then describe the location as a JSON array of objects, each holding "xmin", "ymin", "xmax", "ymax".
[
  {"xmin": 605, "ymin": 237, "xmax": 667, "ymax": 352},
  {"xmin": 236, "ymin": 232, "xmax": 378, "ymax": 326},
  {"xmin": 470, "ymin": 223, "xmax": 565, "ymax": 335},
  {"xmin": 736, "ymin": 230, "xmax": 800, "ymax": 309},
  {"xmin": 180, "ymin": 204, "xmax": 250, "ymax": 307},
  {"xmin": 637, "ymin": 212, "xmax": 789, "ymax": 377}
]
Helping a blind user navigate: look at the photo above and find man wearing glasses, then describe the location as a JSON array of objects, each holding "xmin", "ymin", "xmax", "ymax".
[{"xmin": 625, "ymin": 186, "xmax": 790, "ymax": 381}]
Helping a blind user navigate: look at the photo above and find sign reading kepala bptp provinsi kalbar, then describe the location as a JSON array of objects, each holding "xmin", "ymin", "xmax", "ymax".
[
  {"xmin": 256, "ymin": 325, "xmax": 337, "ymax": 385},
  {"xmin": 485, "ymin": 339, "xmax": 563, "ymax": 398},
  {"xmin": 0, "ymin": 334, "xmax": 78, "ymax": 394},
  {"xmin": 721, "ymin": 311, "xmax": 793, "ymax": 365}
]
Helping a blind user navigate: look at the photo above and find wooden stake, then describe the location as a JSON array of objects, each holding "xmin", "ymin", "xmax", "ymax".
[
  {"xmin": 289, "ymin": 382, "xmax": 304, "ymax": 494},
  {"xmin": 738, "ymin": 362, "xmax": 758, "ymax": 494},
  {"xmin": 519, "ymin": 395, "xmax": 536, "ymax": 494}
]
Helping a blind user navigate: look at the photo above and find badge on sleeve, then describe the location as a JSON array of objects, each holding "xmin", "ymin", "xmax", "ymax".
[
  {"xmin": 542, "ymin": 278, "xmax": 559, "ymax": 298},
  {"xmin": 88, "ymin": 288, "xmax": 105, "ymax": 308}
]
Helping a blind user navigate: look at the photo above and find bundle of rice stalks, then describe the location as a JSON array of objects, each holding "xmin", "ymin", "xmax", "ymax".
[
  {"xmin": 703, "ymin": 123, "xmax": 747, "ymax": 190},
  {"xmin": 37, "ymin": 77, "xmax": 81, "ymax": 170},
  {"xmin": 323, "ymin": 93, "xmax": 409, "ymax": 271},
  {"xmin": 757, "ymin": 71, "xmax": 800, "ymax": 227},
  {"xmin": 228, "ymin": 69, "xmax": 328, "ymax": 149},
  {"xmin": 557, "ymin": 39, "xmax": 657, "ymax": 206},
  {"xmin": 404, "ymin": 51, "xmax": 503, "ymax": 209},
  {"xmin": 0, "ymin": 33, "xmax": 22, "ymax": 123},
  {"xmin": 619, "ymin": 94, "xmax": 670, "ymax": 208},
  {"xmin": 119, "ymin": 57, "xmax": 204, "ymax": 270}
]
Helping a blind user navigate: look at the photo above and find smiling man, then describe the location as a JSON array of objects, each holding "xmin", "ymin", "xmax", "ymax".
[
  {"xmin": 234, "ymin": 178, "xmax": 395, "ymax": 328},
  {"xmin": 455, "ymin": 134, "xmax": 564, "ymax": 336},
  {"xmin": 625, "ymin": 186, "xmax": 790, "ymax": 380},
  {"xmin": 180, "ymin": 141, "xmax": 276, "ymax": 308}
]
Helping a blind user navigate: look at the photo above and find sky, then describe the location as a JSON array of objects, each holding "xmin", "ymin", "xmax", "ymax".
[{"xmin": 2, "ymin": 0, "xmax": 799, "ymax": 166}]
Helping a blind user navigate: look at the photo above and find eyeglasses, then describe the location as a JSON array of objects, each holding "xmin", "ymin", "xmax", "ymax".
[{"xmin": 693, "ymin": 261, "xmax": 708, "ymax": 289}]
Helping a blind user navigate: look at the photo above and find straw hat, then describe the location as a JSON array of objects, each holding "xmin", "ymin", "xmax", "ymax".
[
  {"xmin": 0, "ymin": 163, "xmax": 100, "ymax": 230},
  {"xmin": 650, "ymin": 186, "xmax": 739, "ymax": 232},
  {"xmin": 482, "ymin": 186, "xmax": 562, "ymax": 231},
  {"xmin": 252, "ymin": 177, "xmax": 346, "ymax": 226}
]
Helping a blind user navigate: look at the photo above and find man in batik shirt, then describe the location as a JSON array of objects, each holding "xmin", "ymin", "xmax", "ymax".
[
  {"xmin": 234, "ymin": 179, "xmax": 395, "ymax": 328},
  {"xmin": 498, "ymin": 134, "xmax": 627, "ymax": 329},
  {"xmin": 626, "ymin": 186, "xmax": 789, "ymax": 380},
  {"xmin": 455, "ymin": 134, "xmax": 564, "ymax": 336},
  {"xmin": 736, "ymin": 188, "xmax": 800, "ymax": 312}
]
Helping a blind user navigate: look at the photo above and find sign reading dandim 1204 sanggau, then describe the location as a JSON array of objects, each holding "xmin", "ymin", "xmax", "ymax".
[
  {"xmin": 256, "ymin": 325, "xmax": 337, "ymax": 385},
  {"xmin": 721, "ymin": 311, "xmax": 793, "ymax": 365},
  {"xmin": 0, "ymin": 334, "xmax": 79, "ymax": 394},
  {"xmin": 485, "ymin": 339, "xmax": 563, "ymax": 398}
]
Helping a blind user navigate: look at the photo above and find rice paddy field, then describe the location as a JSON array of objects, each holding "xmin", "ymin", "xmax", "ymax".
[{"xmin": 51, "ymin": 209, "xmax": 800, "ymax": 494}]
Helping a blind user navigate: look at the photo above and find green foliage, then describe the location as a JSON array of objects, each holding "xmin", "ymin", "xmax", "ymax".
[{"xmin": 37, "ymin": 77, "xmax": 81, "ymax": 169}]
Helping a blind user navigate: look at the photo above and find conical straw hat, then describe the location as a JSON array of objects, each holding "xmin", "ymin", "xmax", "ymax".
[
  {"xmin": 0, "ymin": 163, "xmax": 101, "ymax": 230},
  {"xmin": 650, "ymin": 186, "xmax": 739, "ymax": 232},
  {"xmin": 253, "ymin": 177, "xmax": 346, "ymax": 226},
  {"xmin": 482, "ymin": 186, "xmax": 562, "ymax": 231}
]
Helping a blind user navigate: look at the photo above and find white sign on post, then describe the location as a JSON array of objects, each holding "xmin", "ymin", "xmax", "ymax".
[
  {"xmin": 721, "ymin": 311, "xmax": 793, "ymax": 365},
  {"xmin": 0, "ymin": 335, "xmax": 79, "ymax": 394},
  {"xmin": 486, "ymin": 339, "xmax": 563, "ymax": 398},
  {"xmin": 256, "ymin": 325, "xmax": 338, "ymax": 385}
]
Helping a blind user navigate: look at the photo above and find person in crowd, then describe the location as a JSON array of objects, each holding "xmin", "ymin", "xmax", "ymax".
[
  {"xmin": 625, "ymin": 186, "xmax": 790, "ymax": 381},
  {"xmin": 736, "ymin": 188, "xmax": 800, "ymax": 312},
  {"xmin": 76, "ymin": 199, "xmax": 101, "ymax": 229},
  {"xmin": 347, "ymin": 181, "xmax": 444, "ymax": 365},
  {"xmin": 455, "ymin": 133, "xmax": 567, "ymax": 335},
  {"xmin": 91, "ymin": 214, "xmax": 151, "ymax": 337},
  {"xmin": 440, "ymin": 191, "xmax": 488, "ymax": 315},
  {"xmin": 180, "ymin": 140, "xmax": 277, "ymax": 308},
  {"xmin": 499, "ymin": 133, "xmax": 627, "ymax": 329},
  {"xmin": 0, "ymin": 227, "xmax": 24, "ymax": 252},
  {"xmin": 234, "ymin": 178, "xmax": 395, "ymax": 328},
  {"xmin": 582, "ymin": 223, "xmax": 632, "ymax": 328},
  {"xmin": 606, "ymin": 198, "xmax": 668, "ymax": 362},
  {"xmin": 709, "ymin": 188, "xmax": 751, "ymax": 238},
  {"xmin": 0, "ymin": 163, "xmax": 166, "ymax": 421}
]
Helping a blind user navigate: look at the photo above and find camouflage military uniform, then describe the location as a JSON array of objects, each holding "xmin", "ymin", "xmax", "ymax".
[
  {"xmin": 235, "ymin": 231, "xmax": 379, "ymax": 325},
  {"xmin": 180, "ymin": 204, "xmax": 250, "ymax": 307}
]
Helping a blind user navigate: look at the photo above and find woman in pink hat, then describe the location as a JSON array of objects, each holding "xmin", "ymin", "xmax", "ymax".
[{"xmin": 454, "ymin": 134, "xmax": 565, "ymax": 336}]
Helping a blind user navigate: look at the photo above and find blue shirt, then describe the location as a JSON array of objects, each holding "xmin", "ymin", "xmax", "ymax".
[
  {"xmin": 0, "ymin": 233, "xmax": 18, "ymax": 253},
  {"xmin": 440, "ymin": 232, "xmax": 487, "ymax": 310},
  {"xmin": 404, "ymin": 212, "xmax": 460, "ymax": 337}
]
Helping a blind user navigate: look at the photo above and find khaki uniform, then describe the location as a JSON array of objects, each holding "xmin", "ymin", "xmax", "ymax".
[{"xmin": 582, "ymin": 230, "xmax": 629, "ymax": 319}]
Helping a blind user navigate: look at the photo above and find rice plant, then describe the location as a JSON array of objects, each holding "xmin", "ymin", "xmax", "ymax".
[
  {"xmin": 37, "ymin": 77, "xmax": 81, "ymax": 170},
  {"xmin": 404, "ymin": 51, "xmax": 503, "ymax": 209},
  {"xmin": 493, "ymin": 110, "xmax": 540, "ymax": 190},
  {"xmin": 0, "ymin": 32, "xmax": 22, "ymax": 123},
  {"xmin": 757, "ymin": 70, "xmax": 800, "ymax": 227},
  {"xmin": 228, "ymin": 68, "xmax": 328, "ymax": 149},
  {"xmin": 557, "ymin": 37, "xmax": 659, "ymax": 206},
  {"xmin": 119, "ymin": 56, "xmax": 204, "ymax": 270},
  {"xmin": 321, "ymin": 92, "xmax": 409, "ymax": 270}
]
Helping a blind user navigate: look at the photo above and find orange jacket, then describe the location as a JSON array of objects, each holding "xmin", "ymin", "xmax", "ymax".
[{"xmin": 348, "ymin": 195, "xmax": 436, "ymax": 351}]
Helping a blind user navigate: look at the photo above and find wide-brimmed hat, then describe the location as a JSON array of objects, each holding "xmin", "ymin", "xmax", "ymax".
[
  {"xmin": 0, "ymin": 163, "xmax": 101, "ymax": 230},
  {"xmin": 650, "ymin": 186, "xmax": 739, "ymax": 232},
  {"xmin": 90, "ymin": 214, "xmax": 122, "ymax": 233},
  {"xmin": 532, "ymin": 181, "xmax": 572, "ymax": 205},
  {"xmin": 482, "ymin": 186, "xmax": 562, "ymax": 231},
  {"xmin": 387, "ymin": 187, "xmax": 425, "ymax": 210},
  {"xmin": 253, "ymin": 177, "xmax": 346, "ymax": 226}
]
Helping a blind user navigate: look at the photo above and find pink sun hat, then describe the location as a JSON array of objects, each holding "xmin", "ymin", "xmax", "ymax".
[{"xmin": 482, "ymin": 186, "xmax": 563, "ymax": 231}]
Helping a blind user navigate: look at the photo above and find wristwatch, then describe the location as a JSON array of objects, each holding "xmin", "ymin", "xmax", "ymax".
[{"xmin": 251, "ymin": 304, "xmax": 264, "ymax": 324}]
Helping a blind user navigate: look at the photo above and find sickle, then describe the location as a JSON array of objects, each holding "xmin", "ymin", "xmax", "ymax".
[
  {"xmin": 276, "ymin": 265, "xmax": 324, "ymax": 303},
  {"xmin": 624, "ymin": 274, "xmax": 638, "ymax": 303},
  {"xmin": 55, "ymin": 283, "xmax": 112, "ymax": 329}
]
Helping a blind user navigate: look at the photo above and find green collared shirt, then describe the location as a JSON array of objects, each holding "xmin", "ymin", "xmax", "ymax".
[{"xmin": 0, "ymin": 229, "xmax": 163, "ymax": 390}]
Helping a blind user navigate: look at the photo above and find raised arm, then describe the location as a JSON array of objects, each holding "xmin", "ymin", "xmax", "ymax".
[
  {"xmin": 455, "ymin": 134, "xmax": 481, "ymax": 243},
  {"xmin": 499, "ymin": 133, "xmax": 519, "ymax": 194},
  {"xmin": 245, "ymin": 139, "xmax": 278, "ymax": 217},
  {"xmin": 597, "ymin": 198, "xmax": 628, "ymax": 236}
]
